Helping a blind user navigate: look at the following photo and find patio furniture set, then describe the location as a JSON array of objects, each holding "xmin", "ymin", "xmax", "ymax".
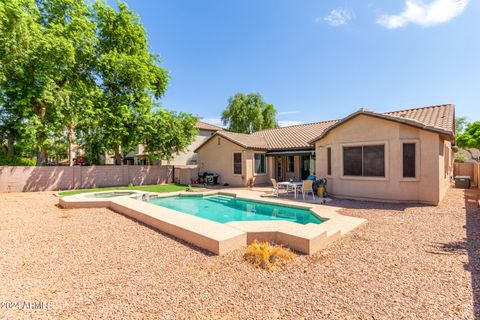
[{"xmin": 270, "ymin": 179, "xmax": 317, "ymax": 200}]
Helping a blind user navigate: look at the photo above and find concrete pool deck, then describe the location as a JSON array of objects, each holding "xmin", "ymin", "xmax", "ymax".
[{"xmin": 59, "ymin": 189, "xmax": 366, "ymax": 255}]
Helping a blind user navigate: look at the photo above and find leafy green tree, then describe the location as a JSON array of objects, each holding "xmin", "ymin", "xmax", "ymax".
[
  {"xmin": 457, "ymin": 121, "xmax": 480, "ymax": 149},
  {"xmin": 0, "ymin": 149, "xmax": 36, "ymax": 166},
  {"xmin": 1, "ymin": 0, "xmax": 197, "ymax": 166},
  {"xmin": 143, "ymin": 110, "xmax": 199, "ymax": 161},
  {"xmin": 0, "ymin": 0, "xmax": 99, "ymax": 165},
  {"xmin": 262, "ymin": 104, "xmax": 278, "ymax": 129},
  {"xmin": 221, "ymin": 93, "xmax": 279, "ymax": 134},
  {"xmin": 0, "ymin": 0, "xmax": 41, "ymax": 158},
  {"xmin": 39, "ymin": 0, "xmax": 99, "ymax": 166},
  {"xmin": 93, "ymin": 1, "xmax": 169, "ymax": 165},
  {"xmin": 75, "ymin": 97, "xmax": 106, "ymax": 165},
  {"xmin": 455, "ymin": 116, "xmax": 469, "ymax": 135}
]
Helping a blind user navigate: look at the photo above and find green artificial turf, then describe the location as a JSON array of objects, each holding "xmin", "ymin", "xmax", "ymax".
[{"xmin": 59, "ymin": 183, "xmax": 200, "ymax": 196}]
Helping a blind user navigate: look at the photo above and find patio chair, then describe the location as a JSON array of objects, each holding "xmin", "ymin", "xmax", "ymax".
[
  {"xmin": 301, "ymin": 180, "xmax": 315, "ymax": 200},
  {"xmin": 270, "ymin": 178, "xmax": 280, "ymax": 197}
]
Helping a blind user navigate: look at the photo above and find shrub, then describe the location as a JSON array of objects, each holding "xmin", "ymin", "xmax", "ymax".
[
  {"xmin": 455, "ymin": 152, "xmax": 469, "ymax": 163},
  {"xmin": 0, "ymin": 151, "xmax": 36, "ymax": 166},
  {"xmin": 244, "ymin": 240, "xmax": 294, "ymax": 271}
]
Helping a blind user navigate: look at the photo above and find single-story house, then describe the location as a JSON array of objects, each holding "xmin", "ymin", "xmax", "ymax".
[{"xmin": 195, "ymin": 104, "xmax": 455, "ymax": 205}]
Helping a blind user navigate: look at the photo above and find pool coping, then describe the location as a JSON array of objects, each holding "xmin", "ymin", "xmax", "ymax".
[{"xmin": 59, "ymin": 189, "xmax": 366, "ymax": 255}]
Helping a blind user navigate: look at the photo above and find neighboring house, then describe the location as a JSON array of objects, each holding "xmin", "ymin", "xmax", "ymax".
[
  {"xmin": 69, "ymin": 144, "xmax": 115, "ymax": 165},
  {"xmin": 195, "ymin": 104, "xmax": 455, "ymax": 205},
  {"xmin": 129, "ymin": 121, "xmax": 224, "ymax": 165},
  {"xmin": 66, "ymin": 121, "xmax": 222, "ymax": 166}
]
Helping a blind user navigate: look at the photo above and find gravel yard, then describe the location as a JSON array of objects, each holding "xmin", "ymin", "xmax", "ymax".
[{"xmin": 1, "ymin": 187, "xmax": 478, "ymax": 319}]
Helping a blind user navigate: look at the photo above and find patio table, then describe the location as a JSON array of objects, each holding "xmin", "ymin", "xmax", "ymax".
[{"xmin": 277, "ymin": 181, "xmax": 303, "ymax": 199}]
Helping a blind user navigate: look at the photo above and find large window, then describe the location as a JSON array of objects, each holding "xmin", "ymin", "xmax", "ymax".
[
  {"xmin": 286, "ymin": 156, "xmax": 295, "ymax": 172},
  {"xmin": 327, "ymin": 147, "xmax": 332, "ymax": 176},
  {"xmin": 254, "ymin": 153, "xmax": 266, "ymax": 174},
  {"xmin": 343, "ymin": 145, "xmax": 385, "ymax": 177},
  {"xmin": 233, "ymin": 152, "xmax": 242, "ymax": 175},
  {"xmin": 402, "ymin": 143, "xmax": 416, "ymax": 178}
]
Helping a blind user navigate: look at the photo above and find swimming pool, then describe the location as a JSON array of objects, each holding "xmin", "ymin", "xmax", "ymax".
[{"xmin": 148, "ymin": 194, "xmax": 323, "ymax": 225}]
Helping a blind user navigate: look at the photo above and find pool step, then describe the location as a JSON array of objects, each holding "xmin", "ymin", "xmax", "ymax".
[
  {"xmin": 209, "ymin": 195, "xmax": 234, "ymax": 201},
  {"xmin": 205, "ymin": 196, "xmax": 234, "ymax": 205}
]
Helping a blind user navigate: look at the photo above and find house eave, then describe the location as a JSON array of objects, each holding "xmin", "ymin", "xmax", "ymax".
[{"xmin": 265, "ymin": 149, "xmax": 315, "ymax": 157}]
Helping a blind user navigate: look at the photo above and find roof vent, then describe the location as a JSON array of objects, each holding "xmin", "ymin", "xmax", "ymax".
[{"xmin": 358, "ymin": 107, "xmax": 371, "ymax": 112}]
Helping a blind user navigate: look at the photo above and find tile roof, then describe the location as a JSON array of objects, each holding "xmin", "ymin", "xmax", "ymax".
[
  {"xmin": 309, "ymin": 104, "xmax": 455, "ymax": 143},
  {"xmin": 196, "ymin": 121, "xmax": 224, "ymax": 131},
  {"xmin": 252, "ymin": 120, "xmax": 338, "ymax": 150},
  {"xmin": 215, "ymin": 131, "xmax": 269, "ymax": 149},
  {"xmin": 383, "ymin": 104, "xmax": 454, "ymax": 134},
  {"xmin": 195, "ymin": 104, "xmax": 455, "ymax": 152}
]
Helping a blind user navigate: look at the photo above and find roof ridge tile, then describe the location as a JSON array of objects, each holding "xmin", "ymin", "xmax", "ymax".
[{"xmin": 196, "ymin": 104, "xmax": 455, "ymax": 152}]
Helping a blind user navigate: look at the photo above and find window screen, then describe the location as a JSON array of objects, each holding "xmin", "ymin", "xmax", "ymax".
[
  {"xmin": 403, "ymin": 143, "xmax": 416, "ymax": 178},
  {"xmin": 363, "ymin": 145, "xmax": 385, "ymax": 177},
  {"xmin": 343, "ymin": 146, "xmax": 362, "ymax": 176},
  {"xmin": 233, "ymin": 153, "xmax": 242, "ymax": 174},
  {"xmin": 327, "ymin": 147, "xmax": 332, "ymax": 175},
  {"xmin": 343, "ymin": 145, "xmax": 385, "ymax": 177}
]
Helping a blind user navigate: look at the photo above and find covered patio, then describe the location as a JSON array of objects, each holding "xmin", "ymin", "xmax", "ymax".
[{"xmin": 266, "ymin": 149, "xmax": 316, "ymax": 182}]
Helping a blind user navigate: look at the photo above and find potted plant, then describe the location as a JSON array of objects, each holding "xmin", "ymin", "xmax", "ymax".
[{"xmin": 315, "ymin": 178, "xmax": 327, "ymax": 197}]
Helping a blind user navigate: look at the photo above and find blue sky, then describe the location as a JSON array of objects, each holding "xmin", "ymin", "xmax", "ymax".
[{"xmin": 112, "ymin": 0, "xmax": 479, "ymax": 126}]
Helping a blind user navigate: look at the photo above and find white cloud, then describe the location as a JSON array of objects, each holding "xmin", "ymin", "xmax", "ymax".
[
  {"xmin": 201, "ymin": 118, "xmax": 225, "ymax": 128},
  {"xmin": 278, "ymin": 110, "xmax": 300, "ymax": 116},
  {"xmin": 321, "ymin": 8, "xmax": 353, "ymax": 26},
  {"xmin": 279, "ymin": 120, "xmax": 303, "ymax": 127},
  {"xmin": 377, "ymin": 0, "xmax": 469, "ymax": 29}
]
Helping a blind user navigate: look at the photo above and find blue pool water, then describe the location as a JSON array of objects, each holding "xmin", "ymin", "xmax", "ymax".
[{"xmin": 148, "ymin": 194, "xmax": 323, "ymax": 225}]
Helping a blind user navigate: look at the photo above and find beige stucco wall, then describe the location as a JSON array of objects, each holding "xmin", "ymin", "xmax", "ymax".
[
  {"xmin": 439, "ymin": 139, "xmax": 454, "ymax": 201},
  {"xmin": 197, "ymin": 136, "xmax": 248, "ymax": 186},
  {"xmin": 315, "ymin": 115, "xmax": 451, "ymax": 205},
  {"xmin": 196, "ymin": 136, "xmax": 272, "ymax": 186},
  {"xmin": 247, "ymin": 150, "xmax": 270, "ymax": 185}
]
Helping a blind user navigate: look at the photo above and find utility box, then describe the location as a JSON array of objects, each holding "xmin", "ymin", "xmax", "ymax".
[{"xmin": 455, "ymin": 176, "xmax": 471, "ymax": 189}]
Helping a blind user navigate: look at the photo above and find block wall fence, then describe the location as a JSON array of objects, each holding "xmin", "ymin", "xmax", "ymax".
[{"xmin": 0, "ymin": 165, "xmax": 174, "ymax": 192}]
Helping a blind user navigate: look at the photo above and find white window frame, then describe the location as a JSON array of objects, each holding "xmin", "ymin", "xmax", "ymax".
[{"xmin": 340, "ymin": 140, "xmax": 389, "ymax": 181}]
